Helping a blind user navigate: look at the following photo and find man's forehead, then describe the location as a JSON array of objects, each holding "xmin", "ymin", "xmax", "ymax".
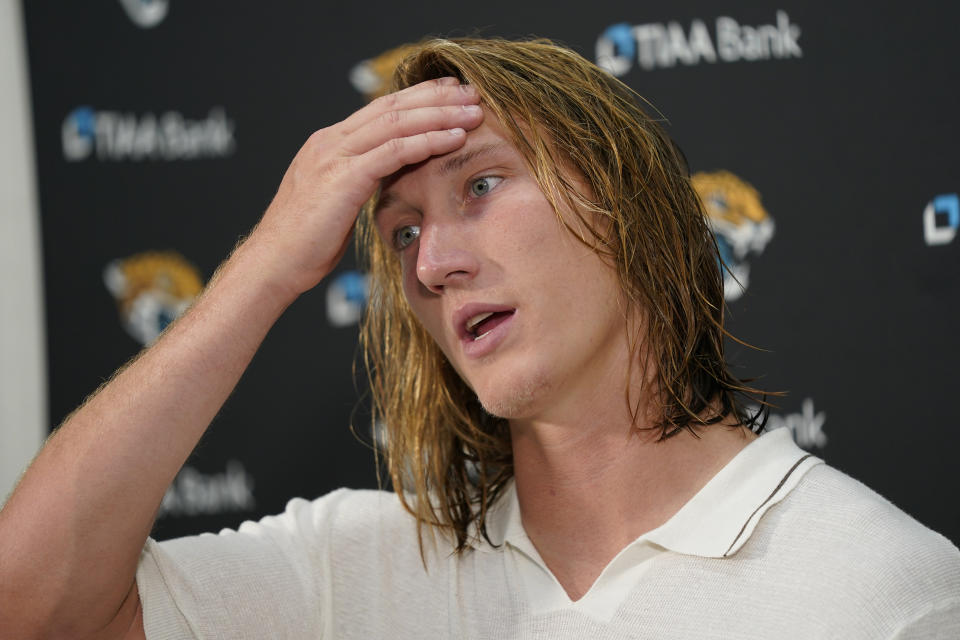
[{"xmin": 376, "ymin": 138, "xmax": 515, "ymax": 214}]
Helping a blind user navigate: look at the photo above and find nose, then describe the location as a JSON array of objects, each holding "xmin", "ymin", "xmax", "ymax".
[{"xmin": 415, "ymin": 222, "xmax": 479, "ymax": 294}]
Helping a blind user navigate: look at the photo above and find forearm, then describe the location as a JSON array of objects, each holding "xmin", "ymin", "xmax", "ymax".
[{"xmin": 0, "ymin": 242, "xmax": 293, "ymax": 638}]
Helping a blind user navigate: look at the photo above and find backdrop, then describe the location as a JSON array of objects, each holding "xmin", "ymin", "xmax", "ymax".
[{"xmin": 22, "ymin": 1, "xmax": 959, "ymax": 543}]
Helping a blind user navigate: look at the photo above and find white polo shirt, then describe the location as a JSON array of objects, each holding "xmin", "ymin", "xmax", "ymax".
[
  {"xmin": 478, "ymin": 428, "xmax": 822, "ymax": 622},
  {"xmin": 137, "ymin": 428, "xmax": 960, "ymax": 639}
]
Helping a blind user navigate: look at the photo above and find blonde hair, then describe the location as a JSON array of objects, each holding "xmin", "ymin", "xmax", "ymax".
[{"xmin": 356, "ymin": 37, "xmax": 764, "ymax": 552}]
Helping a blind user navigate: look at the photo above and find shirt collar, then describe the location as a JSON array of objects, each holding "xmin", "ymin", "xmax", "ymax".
[
  {"xmin": 471, "ymin": 478, "xmax": 524, "ymax": 551},
  {"xmin": 645, "ymin": 428, "xmax": 822, "ymax": 557},
  {"xmin": 471, "ymin": 428, "xmax": 822, "ymax": 558}
]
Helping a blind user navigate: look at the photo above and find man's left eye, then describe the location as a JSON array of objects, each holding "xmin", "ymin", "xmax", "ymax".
[{"xmin": 469, "ymin": 176, "xmax": 502, "ymax": 198}]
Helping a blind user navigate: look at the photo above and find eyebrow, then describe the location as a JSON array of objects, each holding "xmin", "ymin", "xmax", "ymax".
[
  {"xmin": 437, "ymin": 142, "xmax": 508, "ymax": 176},
  {"xmin": 374, "ymin": 191, "xmax": 399, "ymax": 216}
]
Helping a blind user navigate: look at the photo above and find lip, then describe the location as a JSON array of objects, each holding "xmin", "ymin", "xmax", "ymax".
[{"xmin": 453, "ymin": 302, "xmax": 517, "ymax": 358}]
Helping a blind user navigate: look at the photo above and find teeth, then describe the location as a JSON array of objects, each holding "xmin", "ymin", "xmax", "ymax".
[{"xmin": 465, "ymin": 312, "xmax": 494, "ymax": 333}]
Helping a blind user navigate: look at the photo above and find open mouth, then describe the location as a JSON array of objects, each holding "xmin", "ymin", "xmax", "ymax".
[{"xmin": 465, "ymin": 310, "xmax": 515, "ymax": 341}]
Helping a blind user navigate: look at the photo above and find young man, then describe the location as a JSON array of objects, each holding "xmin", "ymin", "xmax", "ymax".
[{"xmin": 1, "ymin": 38, "xmax": 958, "ymax": 639}]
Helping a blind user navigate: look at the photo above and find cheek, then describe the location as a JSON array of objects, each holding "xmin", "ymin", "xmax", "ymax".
[
  {"xmin": 400, "ymin": 254, "xmax": 423, "ymax": 305},
  {"xmin": 399, "ymin": 255, "xmax": 416, "ymax": 297},
  {"xmin": 400, "ymin": 260, "xmax": 421, "ymax": 315},
  {"xmin": 399, "ymin": 257, "xmax": 442, "ymax": 336}
]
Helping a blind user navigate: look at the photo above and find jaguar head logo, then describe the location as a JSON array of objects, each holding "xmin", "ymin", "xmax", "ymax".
[
  {"xmin": 692, "ymin": 170, "xmax": 774, "ymax": 301},
  {"xmin": 104, "ymin": 251, "xmax": 203, "ymax": 345}
]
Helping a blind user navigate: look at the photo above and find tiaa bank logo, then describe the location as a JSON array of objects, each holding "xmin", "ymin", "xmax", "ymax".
[
  {"xmin": 326, "ymin": 270, "xmax": 370, "ymax": 327},
  {"xmin": 159, "ymin": 460, "xmax": 256, "ymax": 518},
  {"xmin": 753, "ymin": 398, "xmax": 827, "ymax": 449},
  {"xmin": 62, "ymin": 106, "xmax": 97, "ymax": 161},
  {"xmin": 62, "ymin": 106, "xmax": 235, "ymax": 162},
  {"xmin": 923, "ymin": 193, "xmax": 959, "ymax": 246},
  {"xmin": 597, "ymin": 10, "xmax": 801, "ymax": 75},
  {"xmin": 118, "ymin": 0, "xmax": 169, "ymax": 29},
  {"xmin": 692, "ymin": 171, "xmax": 774, "ymax": 301}
]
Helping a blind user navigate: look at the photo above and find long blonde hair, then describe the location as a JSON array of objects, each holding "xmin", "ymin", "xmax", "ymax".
[{"xmin": 357, "ymin": 37, "xmax": 765, "ymax": 552}]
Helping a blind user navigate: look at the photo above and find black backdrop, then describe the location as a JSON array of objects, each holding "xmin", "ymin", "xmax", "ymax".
[{"xmin": 22, "ymin": 1, "xmax": 960, "ymax": 543}]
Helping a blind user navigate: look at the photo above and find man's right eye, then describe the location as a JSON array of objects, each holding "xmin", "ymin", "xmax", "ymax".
[{"xmin": 393, "ymin": 225, "xmax": 421, "ymax": 250}]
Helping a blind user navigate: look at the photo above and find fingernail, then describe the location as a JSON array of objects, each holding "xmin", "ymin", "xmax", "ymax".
[
  {"xmin": 449, "ymin": 128, "xmax": 465, "ymax": 136},
  {"xmin": 462, "ymin": 105, "xmax": 481, "ymax": 115},
  {"xmin": 459, "ymin": 83, "xmax": 477, "ymax": 94}
]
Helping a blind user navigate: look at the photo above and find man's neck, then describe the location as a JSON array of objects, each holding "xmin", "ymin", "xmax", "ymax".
[{"xmin": 509, "ymin": 409, "xmax": 757, "ymax": 601}]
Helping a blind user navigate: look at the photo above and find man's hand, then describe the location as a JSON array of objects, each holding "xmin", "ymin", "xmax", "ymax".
[{"xmin": 242, "ymin": 77, "xmax": 484, "ymax": 301}]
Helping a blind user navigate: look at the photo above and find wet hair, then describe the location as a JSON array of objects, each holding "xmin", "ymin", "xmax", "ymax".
[{"xmin": 356, "ymin": 37, "xmax": 766, "ymax": 553}]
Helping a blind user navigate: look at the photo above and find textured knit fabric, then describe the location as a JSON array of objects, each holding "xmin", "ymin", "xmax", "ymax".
[{"xmin": 137, "ymin": 429, "xmax": 960, "ymax": 639}]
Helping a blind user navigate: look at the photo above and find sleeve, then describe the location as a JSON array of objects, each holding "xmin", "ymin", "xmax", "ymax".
[
  {"xmin": 891, "ymin": 600, "xmax": 960, "ymax": 640},
  {"xmin": 136, "ymin": 489, "xmax": 354, "ymax": 640}
]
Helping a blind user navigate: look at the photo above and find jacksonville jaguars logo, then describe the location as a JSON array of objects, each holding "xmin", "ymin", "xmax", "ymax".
[
  {"xmin": 118, "ymin": 0, "xmax": 169, "ymax": 29},
  {"xmin": 692, "ymin": 170, "xmax": 774, "ymax": 301},
  {"xmin": 349, "ymin": 43, "xmax": 420, "ymax": 102},
  {"xmin": 103, "ymin": 251, "xmax": 204, "ymax": 345}
]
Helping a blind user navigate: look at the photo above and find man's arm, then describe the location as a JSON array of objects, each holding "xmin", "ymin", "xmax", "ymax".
[{"xmin": 0, "ymin": 78, "xmax": 482, "ymax": 639}]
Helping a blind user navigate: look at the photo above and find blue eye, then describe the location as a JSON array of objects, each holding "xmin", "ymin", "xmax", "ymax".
[
  {"xmin": 393, "ymin": 225, "xmax": 420, "ymax": 250},
  {"xmin": 469, "ymin": 176, "xmax": 502, "ymax": 197}
]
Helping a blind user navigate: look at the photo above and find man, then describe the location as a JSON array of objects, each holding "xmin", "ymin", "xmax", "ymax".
[{"xmin": 1, "ymin": 38, "xmax": 958, "ymax": 639}]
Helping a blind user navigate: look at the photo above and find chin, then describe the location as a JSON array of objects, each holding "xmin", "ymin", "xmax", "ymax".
[{"xmin": 473, "ymin": 366, "xmax": 555, "ymax": 420}]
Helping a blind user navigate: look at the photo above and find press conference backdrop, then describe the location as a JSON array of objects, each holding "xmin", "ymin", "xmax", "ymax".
[{"xmin": 21, "ymin": 2, "xmax": 959, "ymax": 542}]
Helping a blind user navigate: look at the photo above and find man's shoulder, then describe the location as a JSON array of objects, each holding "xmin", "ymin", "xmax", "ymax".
[
  {"xmin": 284, "ymin": 487, "xmax": 415, "ymax": 535},
  {"xmin": 751, "ymin": 462, "xmax": 960, "ymax": 597},
  {"xmin": 218, "ymin": 488, "xmax": 417, "ymax": 555},
  {"xmin": 784, "ymin": 463, "xmax": 956, "ymax": 552},
  {"xmin": 295, "ymin": 488, "xmax": 453, "ymax": 556}
]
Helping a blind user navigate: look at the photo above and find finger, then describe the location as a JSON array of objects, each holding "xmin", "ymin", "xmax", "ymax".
[
  {"xmin": 343, "ymin": 104, "xmax": 483, "ymax": 156},
  {"xmin": 358, "ymin": 127, "xmax": 470, "ymax": 183},
  {"xmin": 340, "ymin": 78, "xmax": 479, "ymax": 135}
]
